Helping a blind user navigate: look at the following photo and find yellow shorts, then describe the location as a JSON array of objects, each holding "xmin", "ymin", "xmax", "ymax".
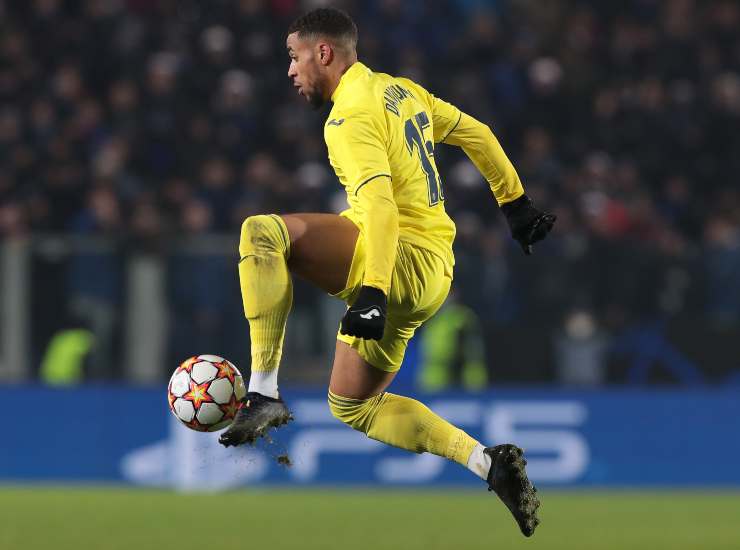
[{"xmin": 333, "ymin": 236, "xmax": 452, "ymax": 372}]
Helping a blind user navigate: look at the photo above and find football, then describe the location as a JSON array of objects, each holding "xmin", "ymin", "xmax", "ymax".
[{"xmin": 167, "ymin": 355, "xmax": 246, "ymax": 432}]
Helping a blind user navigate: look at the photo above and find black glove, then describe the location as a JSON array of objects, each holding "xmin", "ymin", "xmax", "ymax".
[
  {"xmin": 500, "ymin": 194, "xmax": 557, "ymax": 255},
  {"xmin": 340, "ymin": 285, "xmax": 387, "ymax": 341}
]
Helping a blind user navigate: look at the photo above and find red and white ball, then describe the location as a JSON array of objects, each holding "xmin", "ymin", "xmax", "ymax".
[{"xmin": 167, "ymin": 355, "xmax": 246, "ymax": 432}]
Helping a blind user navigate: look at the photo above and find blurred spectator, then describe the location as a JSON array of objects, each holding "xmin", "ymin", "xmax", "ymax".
[
  {"xmin": 167, "ymin": 199, "xmax": 235, "ymax": 363},
  {"xmin": 66, "ymin": 186, "xmax": 124, "ymax": 379},
  {"xmin": 418, "ymin": 292, "xmax": 487, "ymax": 392},
  {"xmin": 704, "ymin": 215, "xmax": 740, "ymax": 326},
  {"xmin": 554, "ymin": 309, "xmax": 609, "ymax": 386}
]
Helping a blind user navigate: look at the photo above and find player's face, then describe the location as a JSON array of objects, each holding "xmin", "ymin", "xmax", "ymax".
[{"xmin": 286, "ymin": 32, "xmax": 328, "ymax": 109}]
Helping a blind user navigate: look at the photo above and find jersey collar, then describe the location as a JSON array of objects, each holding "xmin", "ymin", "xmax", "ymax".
[{"xmin": 331, "ymin": 61, "xmax": 370, "ymax": 103}]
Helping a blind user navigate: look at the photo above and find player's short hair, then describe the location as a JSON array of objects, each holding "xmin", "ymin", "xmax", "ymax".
[{"xmin": 287, "ymin": 7, "xmax": 358, "ymax": 54}]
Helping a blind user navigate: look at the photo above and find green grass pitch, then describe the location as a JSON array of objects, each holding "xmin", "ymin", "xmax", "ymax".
[{"xmin": 1, "ymin": 487, "xmax": 738, "ymax": 550}]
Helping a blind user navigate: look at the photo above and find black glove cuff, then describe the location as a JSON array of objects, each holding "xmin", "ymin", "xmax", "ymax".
[
  {"xmin": 353, "ymin": 285, "xmax": 387, "ymax": 311},
  {"xmin": 500, "ymin": 194, "xmax": 532, "ymax": 217},
  {"xmin": 501, "ymin": 194, "xmax": 540, "ymax": 238}
]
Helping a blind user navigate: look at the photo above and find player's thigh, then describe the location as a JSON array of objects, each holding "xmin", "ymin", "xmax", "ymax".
[
  {"xmin": 329, "ymin": 340, "xmax": 396, "ymax": 399},
  {"xmin": 280, "ymin": 213, "xmax": 359, "ymax": 295},
  {"xmin": 328, "ymin": 244, "xmax": 451, "ymax": 398}
]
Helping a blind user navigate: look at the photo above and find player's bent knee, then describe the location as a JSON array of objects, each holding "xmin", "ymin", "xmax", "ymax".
[
  {"xmin": 327, "ymin": 391, "xmax": 381, "ymax": 434},
  {"xmin": 239, "ymin": 214, "xmax": 288, "ymax": 257},
  {"xmin": 240, "ymin": 214, "xmax": 272, "ymax": 247}
]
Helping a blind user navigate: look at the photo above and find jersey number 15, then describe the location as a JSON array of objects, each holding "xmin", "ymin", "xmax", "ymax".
[{"xmin": 405, "ymin": 111, "xmax": 445, "ymax": 207}]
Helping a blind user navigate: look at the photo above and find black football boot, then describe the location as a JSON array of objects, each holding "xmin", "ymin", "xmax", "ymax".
[
  {"xmin": 218, "ymin": 392, "xmax": 293, "ymax": 447},
  {"xmin": 484, "ymin": 444, "xmax": 541, "ymax": 537}
]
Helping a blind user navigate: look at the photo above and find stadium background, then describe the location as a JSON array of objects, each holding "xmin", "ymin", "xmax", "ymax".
[{"xmin": 1, "ymin": 1, "xmax": 739, "ymax": 549}]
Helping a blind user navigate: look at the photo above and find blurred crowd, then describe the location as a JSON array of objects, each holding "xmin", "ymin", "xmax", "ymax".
[{"xmin": 2, "ymin": 0, "xmax": 740, "ymax": 383}]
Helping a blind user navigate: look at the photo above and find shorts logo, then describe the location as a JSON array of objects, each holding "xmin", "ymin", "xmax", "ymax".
[{"xmin": 327, "ymin": 118, "xmax": 345, "ymax": 127}]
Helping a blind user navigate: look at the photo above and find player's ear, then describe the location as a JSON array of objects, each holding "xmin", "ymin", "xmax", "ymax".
[{"xmin": 317, "ymin": 42, "xmax": 333, "ymax": 66}]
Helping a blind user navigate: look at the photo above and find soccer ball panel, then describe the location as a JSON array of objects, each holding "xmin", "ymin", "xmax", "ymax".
[
  {"xmin": 208, "ymin": 378, "xmax": 234, "ymax": 404},
  {"xmin": 198, "ymin": 354, "xmax": 224, "ymax": 363},
  {"xmin": 196, "ymin": 402, "xmax": 224, "ymax": 426},
  {"xmin": 234, "ymin": 375, "xmax": 246, "ymax": 400},
  {"xmin": 191, "ymin": 361, "xmax": 218, "ymax": 384},
  {"xmin": 169, "ymin": 371, "xmax": 191, "ymax": 397},
  {"xmin": 173, "ymin": 398, "xmax": 195, "ymax": 422}
]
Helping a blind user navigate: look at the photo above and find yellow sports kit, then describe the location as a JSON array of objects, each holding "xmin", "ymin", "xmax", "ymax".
[
  {"xmin": 325, "ymin": 61, "xmax": 525, "ymax": 371},
  {"xmin": 237, "ymin": 60, "xmax": 528, "ymax": 472}
]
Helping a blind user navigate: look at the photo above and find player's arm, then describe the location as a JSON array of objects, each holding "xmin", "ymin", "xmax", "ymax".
[
  {"xmin": 326, "ymin": 111, "xmax": 397, "ymax": 340},
  {"xmin": 356, "ymin": 175, "xmax": 399, "ymax": 296},
  {"xmin": 440, "ymin": 111, "xmax": 523, "ymax": 205},
  {"xmin": 400, "ymin": 78, "xmax": 556, "ymax": 254},
  {"xmin": 441, "ymin": 108, "xmax": 556, "ymax": 254}
]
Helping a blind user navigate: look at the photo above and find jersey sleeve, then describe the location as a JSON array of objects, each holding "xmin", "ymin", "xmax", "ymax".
[
  {"xmin": 430, "ymin": 95, "xmax": 463, "ymax": 144},
  {"xmin": 356, "ymin": 176, "xmax": 399, "ymax": 294},
  {"xmin": 397, "ymin": 77, "xmax": 523, "ymax": 205},
  {"xmin": 443, "ymin": 112, "xmax": 524, "ymax": 205},
  {"xmin": 396, "ymin": 77, "xmax": 462, "ymax": 143}
]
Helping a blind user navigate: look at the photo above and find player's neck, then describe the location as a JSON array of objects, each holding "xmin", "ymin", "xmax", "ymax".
[{"xmin": 327, "ymin": 57, "xmax": 358, "ymax": 102}]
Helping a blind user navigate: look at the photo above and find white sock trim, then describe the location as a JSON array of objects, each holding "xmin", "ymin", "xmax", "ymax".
[
  {"xmin": 466, "ymin": 443, "xmax": 492, "ymax": 481},
  {"xmin": 248, "ymin": 369, "xmax": 279, "ymax": 399}
]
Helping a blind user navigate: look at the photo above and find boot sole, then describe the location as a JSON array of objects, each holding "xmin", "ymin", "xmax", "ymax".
[{"xmin": 219, "ymin": 408, "xmax": 293, "ymax": 447}]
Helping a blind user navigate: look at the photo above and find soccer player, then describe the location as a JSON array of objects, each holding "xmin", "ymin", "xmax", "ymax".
[{"xmin": 220, "ymin": 8, "xmax": 554, "ymax": 536}]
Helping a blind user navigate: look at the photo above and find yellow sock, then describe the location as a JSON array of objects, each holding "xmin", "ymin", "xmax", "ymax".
[
  {"xmin": 238, "ymin": 215, "xmax": 292, "ymax": 396},
  {"xmin": 328, "ymin": 391, "xmax": 479, "ymax": 465}
]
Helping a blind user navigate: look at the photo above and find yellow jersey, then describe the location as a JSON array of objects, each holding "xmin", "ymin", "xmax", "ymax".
[{"xmin": 324, "ymin": 61, "xmax": 524, "ymax": 294}]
